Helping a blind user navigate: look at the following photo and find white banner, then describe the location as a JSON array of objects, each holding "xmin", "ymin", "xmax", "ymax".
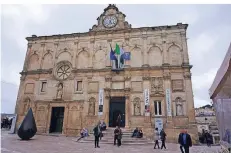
[
  {"xmin": 155, "ymin": 118, "xmax": 163, "ymax": 133},
  {"xmin": 9, "ymin": 115, "xmax": 17, "ymax": 134},
  {"xmin": 144, "ymin": 89, "xmax": 150, "ymax": 116},
  {"xmin": 98, "ymin": 89, "xmax": 104, "ymax": 116},
  {"xmin": 166, "ymin": 88, "xmax": 172, "ymax": 116}
]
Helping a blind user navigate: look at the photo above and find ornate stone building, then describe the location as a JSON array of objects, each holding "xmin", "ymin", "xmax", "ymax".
[{"xmin": 15, "ymin": 4, "xmax": 198, "ymax": 143}]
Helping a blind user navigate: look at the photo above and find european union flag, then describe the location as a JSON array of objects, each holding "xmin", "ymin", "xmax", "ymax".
[
  {"xmin": 110, "ymin": 44, "xmax": 117, "ymax": 60},
  {"xmin": 123, "ymin": 52, "xmax": 131, "ymax": 60}
]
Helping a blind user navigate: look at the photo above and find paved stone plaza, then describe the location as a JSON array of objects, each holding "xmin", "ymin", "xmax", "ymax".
[{"xmin": 1, "ymin": 131, "xmax": 222, "ymax": 153}]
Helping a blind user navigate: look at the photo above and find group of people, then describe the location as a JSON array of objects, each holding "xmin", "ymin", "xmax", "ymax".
[
  {"xmin": 1, "ymin": 117, "xmax": 12, "ymax": 129},
  {"xmin": 84, "ymin": 117, "xmax": 195, "ymax": 153},
  {"xmin": 199, "ymin": 129, "xmax": 213, "ymax": 147},
  {"xmin": 153, "ymin": 128, "xmax": 193, "ymax": 153},
  {"xmin": 153, "ymin": 128, "xmax": 167, "ymax": 149},
  {"xmin": 131, "ymin": 127, "xmax": 143, "ymax": 138}
]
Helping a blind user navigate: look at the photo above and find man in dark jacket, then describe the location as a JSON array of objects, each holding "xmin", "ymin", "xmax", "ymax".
[
  {"xmin": 160, "ymin": 129, "xmax": 167, "ymax": 149},
  {"xmin": 93, "ymin": 121, "xmax": 101, "ymax": 148},
  {"xmin": 178, "ymin": 130, "xmax": 192, "ymax": 153},
  {"xmin": 114, "ymin": 126, "xmax": 119, "ymax": 145}
]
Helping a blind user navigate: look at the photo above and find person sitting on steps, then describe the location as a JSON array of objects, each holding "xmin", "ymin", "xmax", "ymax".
[{"xmin": 131, "ymin": 127, "xmax": 139, "ymax": 137}]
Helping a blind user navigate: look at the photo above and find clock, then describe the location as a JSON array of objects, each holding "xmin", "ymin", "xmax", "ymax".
[{"xmin": 103, "ymin": 15, "xmax": 118, "ymax": 28}]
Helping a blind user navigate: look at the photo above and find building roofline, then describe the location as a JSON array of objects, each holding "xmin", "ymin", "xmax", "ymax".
[{"xmin": 25, "ymin": 23, "xmax": 188, "ymax": 41}]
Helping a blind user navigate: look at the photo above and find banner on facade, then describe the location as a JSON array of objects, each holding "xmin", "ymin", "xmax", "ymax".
[
  {"xmin": 9, "ymin": 114, "xmax": 17, "ymax": 134},
  {"xmin": 144, "ymin": 89, "xmax": 150, "ymax": 116},
  {"xmin": 166, "ymin": 88, "xmax": 172, "ymax": 116},
  {"xmin": 155, "ymin": 118, "xmax": 163, "ymax": 133},
  {"xmin": 98, "ymin": 89, "xmax": 104, "ymax": 116}
]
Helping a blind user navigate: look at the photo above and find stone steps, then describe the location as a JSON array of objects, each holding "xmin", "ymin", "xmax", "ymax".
[{"xmin": 79, "ymin": 127, "xmax": 153, "ymax": 145}]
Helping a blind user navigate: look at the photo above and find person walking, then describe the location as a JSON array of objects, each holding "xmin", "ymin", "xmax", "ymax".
[
  {"xmin": 160, "ymin": 129, "xmax": 167, "ymax": 149},
  {"xmin": 154, "ymin": 128, "xmax": 160, "ymax": 149},
  {"xmin": 205, "ymin": 130, "xmax": 212, "ymax": 147},
  {"xmin": 93, "ymin": 121, "xmax": 101, "ymax": 148},
  {"xmin": 116, "ymin": 114, "xmax": 121, "ymax": 127},
  {"xmin": 117, "ymin": 126, "xmax": 122, "ymax": 147},
  {"xmin": 114, "ymin": 126, "xmax": 119, "ymax": 145},
  {"xmin": 178, "ymin": 129, "xmax": 192, "ymax": 153}
]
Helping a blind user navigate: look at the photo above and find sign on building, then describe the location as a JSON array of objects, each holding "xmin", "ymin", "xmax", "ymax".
[
  {"xmin": 166, "ymin": 88, "xmax": 172, "ymax": 116},
  {"xmin": 98, "ymin": 89, "xmax": 104, "ymax": 116},
  {"xmin": 144, "ymin": 89, "xmax": 150, "ymax": 116},
  {"xmin": 155, "ymin": 118, "xmax": 163, "ymax": 133}
]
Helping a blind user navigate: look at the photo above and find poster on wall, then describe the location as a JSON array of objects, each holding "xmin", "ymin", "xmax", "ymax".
[
  {"xmin": 166, "ymin": 88, "xmax": 172, "ymax": 116},
  {"xmin": 144, "ymin": 89, "xmax": 150, "ymax": 116},
  {"xmin": 98, "ymin": 89, "xmax": 104, "ymax": 116},
  {"xmin": 9, "ymin": 114, "xmax": 17, "ymax": 134},
  {"xmin": 155, "ymin": 118, "xmax": 163, "ymax": 133}
]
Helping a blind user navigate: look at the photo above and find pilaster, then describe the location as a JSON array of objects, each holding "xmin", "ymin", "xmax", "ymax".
[
  {"xmin": 142, "ymin": 35, "xmax": 148, "ymax": 67},
  {"xmin": 180, "ymin": 32, "xmax": 190, "ymax": 64},
  {"xmin": 125, "ymin": 92, "xmax": 130, "ymax": 128},
  {"xmin": 184, "ymin": 71, "xmax": 196, "ymax": 123}
]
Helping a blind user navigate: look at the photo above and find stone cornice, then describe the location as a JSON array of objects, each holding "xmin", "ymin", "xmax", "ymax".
[
  {"xmin": 20, "ymin": 69, "xmax": 52, "ymax": 75},
  {"xmin": 20, "ymin": 65, "xmax": 191, "ymax": 76},
  {"xmin": 25, "ymin": 23, "xmax": 188, "ymax": 42}
]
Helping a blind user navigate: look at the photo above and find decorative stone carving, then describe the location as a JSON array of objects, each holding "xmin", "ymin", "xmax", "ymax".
[
  {"xmin": 54, "ymin": 61, "xmax": 72, "ymax": 81},
  {"xmin": 105, "ymin": 75, "xmax": 112, "ymax": 82},
  {"xmin": 172, "ymin": 79, "xmax": 184, "ymax": 92},
  {"xmin": 176, "ymin": 97, "xmax": 183, "ymax": 116},
  {"xmin": 151, "ymin": 77, "xmax": 163, "ymax": 95},
  {"xmin": 134, "ymin": 98, "xmax": 141, "ymax": 116},
  {"xmin": 56, "ymin": 83, "xmax": 63, "ymax": 99},
  {"xmin": 88, "ymin": 98, "xmax": 96, "ymax": 116},
  {"xmin": 124, "ymin": 75, "xmax": 131, "ymax": 81},
  {"xmin": 184, "ymin": 71, "xmax": 191, "ymax": 79},
  {"xmin": 142, "ymin": 76, "xmax": 150, "ymax": 80},
  {"xmin": 163, "ymin": 71, "xmax": 171, "ymax": 80}
]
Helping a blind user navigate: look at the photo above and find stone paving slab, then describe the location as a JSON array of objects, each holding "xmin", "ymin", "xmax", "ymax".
[{"xmin": 1, "ymin": 130, "xmax": 222, "ymax": 153}]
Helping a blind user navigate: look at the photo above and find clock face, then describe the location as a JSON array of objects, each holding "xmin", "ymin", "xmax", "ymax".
[{"xmin": 103, "ymin": 15, "xmax": 118, "ymax": 28}]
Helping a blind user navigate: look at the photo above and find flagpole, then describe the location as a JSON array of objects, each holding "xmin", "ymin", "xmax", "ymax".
[{"xmin": 118, "ymin": 54, "xmax": 120, "ymax": 69}]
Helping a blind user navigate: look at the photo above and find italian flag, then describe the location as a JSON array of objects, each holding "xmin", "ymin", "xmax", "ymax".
[{"xmin": 114, "ymin": 43, "xmax": 124, "ymax": 69}]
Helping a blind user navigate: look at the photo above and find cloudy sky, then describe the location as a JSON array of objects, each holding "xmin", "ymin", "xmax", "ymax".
[{"xmin": 1, "ymin": 4, "xmax": 231, "ymax": 113}]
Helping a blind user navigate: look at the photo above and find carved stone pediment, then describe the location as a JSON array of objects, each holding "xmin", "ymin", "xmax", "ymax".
[
  {"xmin": 151, "ymin": 77, "xmax": 164, "ymax": 95},
  {"xmin": 89, "ymin": 4, "xmax": 131, "ymax": 32}
]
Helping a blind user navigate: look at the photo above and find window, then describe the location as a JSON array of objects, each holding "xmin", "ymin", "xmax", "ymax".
[
  {"xmin": 76, "ymin": 81, "xmax": 82, "ymax": 91},
  {"xmin": 154, "ymin": 101, "xmax": 162, "ymax": 116},
  {"xmin": 41, "ymin": 81, "xmax": 47, "ymax": 92}
]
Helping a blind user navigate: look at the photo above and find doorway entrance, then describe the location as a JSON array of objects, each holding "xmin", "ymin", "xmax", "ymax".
[
  {"xmin": 49, "ymin": 107, "xmax": 65, "ymax": 133},
  {"xmin": 109, "ymin": 97, "xmax": 125, "ymax": 127}
]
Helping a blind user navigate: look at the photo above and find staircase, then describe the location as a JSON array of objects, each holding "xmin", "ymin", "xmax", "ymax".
[{"xmin": 78, "ymin": 127, "xmax": 154, "ymax": 145}]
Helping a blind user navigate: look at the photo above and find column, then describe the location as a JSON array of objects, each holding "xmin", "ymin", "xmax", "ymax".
[
  {"xmin": 104, "ymin": 96, "xmax": 110, "ymax": 126},
  {"xmin": 161, "ymin": 32, "xmax": 168, "ymax": 65},
  {"xmin": 125, "ymin": 95, "xmax": 130, "ymax": 128},
  {"xmin": 23, "ymin": 43, "xmax": 32, "ymax": 71},
  {"xmin": 184, "ymin": 71, "xmax": 196, "ymax": 123},
  {"xmin": 38, "ymin": 43, "xmax": 45, "ymax": 69},
  {"xmin": 180, "ymin": 32, "xmax": 189, "ymax": 64},
  {"xmin": 72, "ymin": 41, "xmax": 78, "ymax": 68},
  {"xmin": 89, "ymin": 38, "xmax": 95, "ymax": 68},
  {"xmin": 142, "ymin": 35, "xmax": 148, "ymax": 67},
  {"xmin": 63, "ymin": 103, "xmax": 70, "ymax": 135}
]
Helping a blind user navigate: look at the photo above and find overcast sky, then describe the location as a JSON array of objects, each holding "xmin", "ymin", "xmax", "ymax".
[{"xmin": 1, "ymin": 4, "xmax": 231, "ymax": 113}]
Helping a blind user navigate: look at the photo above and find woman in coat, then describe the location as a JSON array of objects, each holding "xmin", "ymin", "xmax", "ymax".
[{"xmin": 154, "ymin": 128, "xmax": 160, "ymax": 149}]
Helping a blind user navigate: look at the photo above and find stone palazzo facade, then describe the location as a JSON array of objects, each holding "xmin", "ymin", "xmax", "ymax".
[{"xmin": 15, "ymin": 4, "xmax": 198, "ymax": 143}]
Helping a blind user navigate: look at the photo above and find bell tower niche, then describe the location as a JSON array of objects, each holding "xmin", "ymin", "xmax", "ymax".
[{"xmin": 89, "ymin": 4, "xmax": 131, "ymax": 31}]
